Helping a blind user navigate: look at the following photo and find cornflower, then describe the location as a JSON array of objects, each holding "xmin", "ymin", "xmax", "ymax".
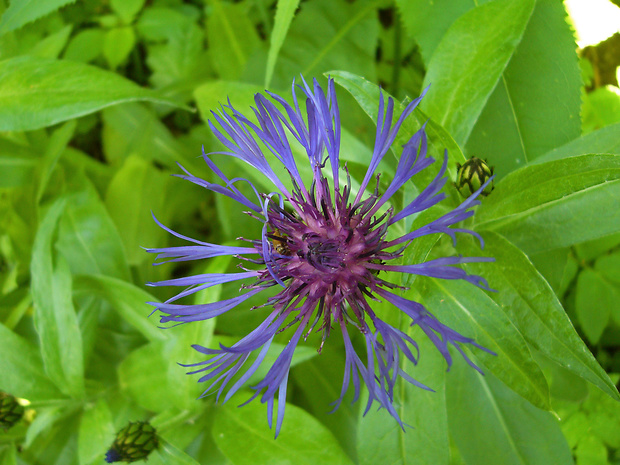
[{"xmin": 147, "ymin": 77, "xmax": 494, "ymax": 436}]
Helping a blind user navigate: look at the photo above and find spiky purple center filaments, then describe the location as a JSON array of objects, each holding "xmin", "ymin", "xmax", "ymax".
[
  {"xmin": 146, "ymin": 77, "xmax": 495, "ymax": 437},
  {"xmin": 251, "ymin": 172, "xmax": 400, "ymax": 350}
]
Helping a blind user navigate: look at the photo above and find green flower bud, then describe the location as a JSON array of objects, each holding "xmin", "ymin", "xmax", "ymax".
[
  {"xmin": 105, "ymin": 421, "xmax": 158, "ymax": 463},
  {"xmin": 0, "ymin": 392, "xmax": 25, "ymax": 430},
  {"xmin": 455, "ymin": 157, "xmax": 494, "ymax": 198}
]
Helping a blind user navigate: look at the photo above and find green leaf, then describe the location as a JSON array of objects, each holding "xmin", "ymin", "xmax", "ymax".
[
  {"xmin": 582, "ymin": 86, "xmax": 620, "ymax": 134},
  {"xmin": 466, "ymin": 0, "xmax": 582, "ymax": 177},
  {"xmin": 212, "ymin": 396, "xmax": 355, "ymax": 465},
  {"xmin": 110, "ymin": 0, "xmax": 145, "ymax": 24},
  {"xmin": 102, "ymin": 102, "xmax": 196, "ymax": 169},
  {"xmin": 536, "ymin": 122, "xmax": 620, "ymax": 164},
  {"xmin": 395, "ymin": 0, "xmax": 480, "ymax": 64},
  {"xmin": 421, "ymin": 0, "xmax": 535, "ymax": 147},
  {"xmin": 56, "ymin": 178, "xmax": 131, "ymax": 280},
  {"xmin": 575, "ymin": 269, "xmax": 617, "ymax": 344},
  {"xmin": 357, "ymin": 325, "xmax": 449, "ymax": 465},
  {"xmin": 265, "ymin": 0, "xmax": 300, "ymax": 87},
  {"xmin": 447, "ymin": 360, "xmax": 573, "ymax": 465},
  {"xmin": 63, "ymin": 28, "xmax": 104, "ymax": 63},
  {"xmin": 78, "ymin": 399, "xmax": 115, "ymax": 465},
  {"xmin": 103, "ymin": 26, "xmax": 135, "ymax": 70},
  {"xmin": 474, "ymin": 154, "xmax": 620, "ymax": 254},
  {"xmin": 596, "ymin": 251, "xmax": 620, "ymax": 287},
  {"xmin": 164, "ymin": 255, "xmax": 230, "ymax": 411},
  {"xmin": 104, "ymin": 155, "xmax": 169, "ymax": 265},
  {"xmin": 0, "ymin": 149, "xmax": 37, "ymax": 188},
  {"xmin": 276, "ymin": 0, "xmax": 379, "ymax": 85},
  {"xmin": 37, "ymin": 119, "xmax": 76, "ymax": 203},
  {"xmin": 206, "ymin": 0, "xmax": 261, "ymax": 80},
  {"xmin": 0, "ymin": 56, "xmax": 187, "ymax": 131},
  {"xmin": 73, "ymin": 274, "xmax": 167, "ymax": 343},
  {"xmin": 420, "ymin": 278, "xmax": 550, "ymax": 410},
  {"xmin": 154, "ymin": 438, "xmax": 202, "ymax": 465},
  {"xmin": 574, "ymin": 435, "xmax": 607, "ymax": 465},
  {"xmin": 574, "ymin": 233, "xmax": 620, "ymax": 262},
  {"xmin": 293, "ymin": 344, "xmax": 358, "ymax": 461},
  {"xmin": 31, "ymin": 199, "xmax": 85, "ymax": 399},
  {"xmin": 0, "ymin": 0, "xmax": 76, "ymax": 35},
  {"xmin": 0, "ymin": 322, "xmax": 62, "ymax": 400},
  {"xmin": 462, "ymin": 232, "xmax": 620, "ymax": 401},
  {"xmin": 29, "ymin": 24, "xmax": 72, "ymax": 59},
  {"xmin": 118, "ymin": 341, "xmax": 170, "ymax": 413}
]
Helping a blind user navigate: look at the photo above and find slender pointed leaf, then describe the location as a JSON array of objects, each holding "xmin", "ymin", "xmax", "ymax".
[
  {"xmin": 447, "ymin": 359, "xmax": 573, "ymax": 465},
  {"xmin": 0, "ymin": 56, "xmax": 188, "ymax": 131},
  {"xmin": 421, "ymin": 278, "xmax": 550, "ymax": 410},
  {"xmin": 421, "ymin": 0, "xmax": 535, "ymax": 147},
  {"xmin": 31, "ymin": 199, "xmax": 85, "ymax": 399},
  {"xmin": 462, "ymin": 231, "xmax": 619, "ymax": 401},
  {"xmin": 474, "ymin": 154, "xmax": 620, "ymax": 254}
]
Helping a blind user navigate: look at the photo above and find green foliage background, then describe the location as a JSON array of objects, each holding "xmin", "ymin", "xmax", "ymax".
[{"xmin": 0, "ymin": 0, "xmax": 619, "ymax": 464}]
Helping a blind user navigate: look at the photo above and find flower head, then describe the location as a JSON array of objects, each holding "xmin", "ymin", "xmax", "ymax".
[{"xmin": 147, "ymin": 77, "xmax": 494, "ymax": 436}]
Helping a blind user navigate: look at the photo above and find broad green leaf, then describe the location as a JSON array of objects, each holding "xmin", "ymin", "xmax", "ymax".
[
  {"xmin": 101, "ymin": 102, "xmax": 198, "ymax": 170},
  {"xmin": 357, "ymin": 325, "xmax": 449, "ymax": 465},
  {"xmin": 78, "ymin": 399, "xmax": 115, "ymax": 465},
  {"xmin": 421, "ymin": 0, "xmax": 535, "ymax": 147},
  {"xmin": 447, "ymin": 360, "xmax": 573, "ymax": 465},
  {"xmin": 104, "ymin": 155, "xmax": 169, "ymax": 265},
  {"xmin": 596, "ymin": 251, "xmax": 620, "ymax": 287},
  {"xmin": 575, "ymin": 269, "xmax": 616, "ymax": 344},
  {"xmin": 103, "ymin": 26, "xmax": 135, "ymax": 70},
  {"xmin": 118, "ymin": 341, "xmax": 170, "ymax": 413},
  {"xmin": 0, "ymin": 56, "xmax": 187, "ymax": 131},
  {"xmin": 420, "ymin": 278, "xmax": 550, "ymax": 410},
  {"xmin": 536, "ymin": 122, "xmax": 620, "ymax": 164},
  {"xmin": 582, "ymin": 86, "xmax": 620, "ymax": 134},
  {"xmin": 474, "ymin": 154, "xmax": 620, "ymax": 254},
  {"xmin": 110, "ymin": 0, "xmax": 145, "ymax": 24},
  {"xmin": 73, "ymin": 274, "xmax": 167, "ymax": 343},
  {"xmin": 574, "ymin": 435, "xmax": 607, "ymax": 465},
  {"xmin": 466, "ymin": 0, "xmax": 582, "ymax": 177},
  {"xmin": 529, "ymin": 247, "xmax": 579, "ymax": 298},
  {"xmin": 293, "ymin": 343, "xmax": 358, "ymax": 461},
  {"xmin": 0, "ymin": 0, "xmax": 76, "ymax": 35},
  {"xmin": 395, "ymin": 0, "xmax": 482, "ymax": 64},
  {"xmin": 56, "ymin": 178, "xmax": 130, "ymax": 280},
  {"xmin": 583, "ymin": 384, "xmax": 620, "ymax": 449},
  {"xmin": 276, "ymin": 0, "xmax": 379, "ymax": 85},
  {"xmin": 144, "ymin": 21, "xmax": 208, "ymax": 91},
  {"xmin": 135, "ymin": 7, "xmax": 191, "ymax": 41},
  {"xmin": 212, "ymin": 396, "xmax": 355, "ymax": 465},
  {"xmin": 462, "ymin": 232, "xmax": 619, "ymax": 401},
  {"xmin": 0, "ymin": 150, "xmax": 36, "ymax": 188},
  {"xmin": 0, "ymin": 322, "xmax": 61, "ymax": 400},
  {"xmin": 29, "ymin": 24, "xmax": 72, "ymax": 59},
  {"xmin": 63, "ymin": 28, "xmax": 104, "ymax": 63},
  {"xmin": 31, "ymin": 199, "xmax": 85, "ymax": 399},
  {"xmin": 265, "ymin": 0, "xmax": 300, "ymax": 87},
  {"xmin": 574, "ymin": 232, "xmax": 620, "ymax": 262},
  {"xmin": 207, "ymin": 0, "xmax": 261, "ymax": 80}
]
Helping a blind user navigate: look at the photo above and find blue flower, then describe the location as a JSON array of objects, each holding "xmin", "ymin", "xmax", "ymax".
[{"xmin": 147, "ymin": 77, "xmax": 494, "ymax": 436}]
